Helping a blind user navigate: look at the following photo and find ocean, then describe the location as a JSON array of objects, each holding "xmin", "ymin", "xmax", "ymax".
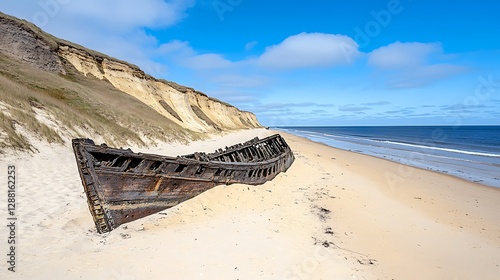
[{"xmin": 277, "ymin": 126, "xmax": 500, "ymax": 188}]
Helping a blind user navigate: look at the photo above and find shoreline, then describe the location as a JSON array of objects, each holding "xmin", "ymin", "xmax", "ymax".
[
  {"xmin": 283, "ymin": 129, "xmax": 500, "ymax": 192},
  {"xmin": 277, "ymin": 127, "xmax": 500, "ymax": 188},
  {"xmin": 1, "ymin": 128, "xmax": 499, "ymax": 279}
]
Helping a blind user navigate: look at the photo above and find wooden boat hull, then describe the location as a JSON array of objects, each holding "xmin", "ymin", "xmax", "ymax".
[{"xmin": 72, "ymin": 134, "xmax": 294, "ymax": 233}]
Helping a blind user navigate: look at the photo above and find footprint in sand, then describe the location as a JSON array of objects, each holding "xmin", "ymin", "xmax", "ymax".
[{"xmin": 62, "ymin": 216, "xmax": 91, "ymax": 230}]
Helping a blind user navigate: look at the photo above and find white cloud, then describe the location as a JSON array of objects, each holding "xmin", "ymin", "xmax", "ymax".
[
  {"xmin": 245, "ymin": 41, "xmax": 258, "ymax": 51},
  {"xmin": 61, "ymin": 0, "xmax": 194, "ymax": 30},
  {"xmin": 156, "ymin": 40, "xmax": 234, "ymax": 70},
  {"xmin": 338, "ymin": 104, "xmax": 372, "ymax": 112},
  {"xmin": 368, "ymin": 41, "xmax": 468, "ymax": 88},
  {"xmin": 183, "ymin": 53, "xmax": 234, "ymax": 69},
  {"xmin": 157, "ymin": 40, "xmax": 195, "ymax": 56},
  {"xmin": 0, "ymin": 0, "xmax": 195, "ymax": 30},
  {"xmin": 209, "ymin": 74, "xmax": 271, "ymax": 88},
  {"xmin": 368, "ymin": 41, "xmax": 442, "ymax": 68},
  {"xmin": 388, "ymin": 63, "xmax": 468, "ymax": 89},
  {"xmin": 256, "ymin": 32, "xmax": 361, "ymax": 69}
]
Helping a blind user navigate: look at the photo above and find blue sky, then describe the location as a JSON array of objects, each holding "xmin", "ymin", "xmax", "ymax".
[{"xmin": 1, "ymin": 0, "xmax": 499, "ymax": 126}]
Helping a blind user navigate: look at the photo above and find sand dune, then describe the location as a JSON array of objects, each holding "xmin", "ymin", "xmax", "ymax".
[{"xmin": 1, "ymin": 129, "xmax": 499, "ymax": 279}]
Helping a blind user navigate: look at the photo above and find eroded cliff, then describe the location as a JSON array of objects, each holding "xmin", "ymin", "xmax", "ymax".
[
  {"xmin": 0, "ymin": 12, "xmax": 261, "ymax": 138},
  {"xmin": 0, "ymin": 14, "xmax": 64, "ymax": 73},
  {"xmin": 58, "ymin": 45, "xmax": 260, "ymax": 132}
]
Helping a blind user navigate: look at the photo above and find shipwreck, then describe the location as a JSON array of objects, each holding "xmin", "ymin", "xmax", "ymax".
[{"xmin": 72, "ymin": 134, "xmax": 295, "ymax": 233}]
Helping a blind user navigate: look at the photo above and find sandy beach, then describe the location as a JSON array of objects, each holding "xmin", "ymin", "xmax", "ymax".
[{"xmin": 1, "ymin": 129, "xmax": 499, "ymax": 279}]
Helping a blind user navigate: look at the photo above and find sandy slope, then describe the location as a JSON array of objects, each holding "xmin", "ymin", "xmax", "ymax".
[{"xmin": 1, "ymin": 129, "xmax": 499, "ymax": 279}]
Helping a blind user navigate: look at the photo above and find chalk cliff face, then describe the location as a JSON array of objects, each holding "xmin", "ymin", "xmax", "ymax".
[{"xmin": 0, "ymin": 12, "xmax": 261, "ymax": 134}]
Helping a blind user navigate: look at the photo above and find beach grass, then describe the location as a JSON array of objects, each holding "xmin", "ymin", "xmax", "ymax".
[{"xmin": 0, "ymin": 53, "xmax": 199, "ymax": 152}]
